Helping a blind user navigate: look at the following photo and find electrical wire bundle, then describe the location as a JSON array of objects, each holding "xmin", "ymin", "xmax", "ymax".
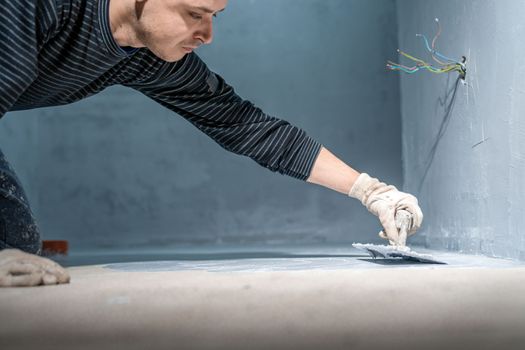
[{"xmin": 387, "ymin": 18, "xmax": 466, "ymax": 78}]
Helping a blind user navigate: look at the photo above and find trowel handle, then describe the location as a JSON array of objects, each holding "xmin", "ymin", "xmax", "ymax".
[
  {"xmin": 395, "ymin": 209, "xmax": 412, "ymax": 246},
  {"xmin": 395, "ymin": 209, "xmax": 412, "ymax": 229}
]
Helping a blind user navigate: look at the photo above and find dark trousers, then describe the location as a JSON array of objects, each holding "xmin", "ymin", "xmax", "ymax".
[{"xmin": 0, "ymin": 146, "xmax": 41, "ymax": 254}]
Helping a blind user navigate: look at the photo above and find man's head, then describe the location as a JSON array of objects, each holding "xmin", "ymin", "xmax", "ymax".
[{"xmin": 112, "ymin": 0, "xmax": 228, "ymax": 62}]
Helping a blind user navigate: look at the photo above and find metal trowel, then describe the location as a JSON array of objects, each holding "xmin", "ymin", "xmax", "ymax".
[{"xmin": 353, "ymin": 210, "xmax": 446, "ymax": 264}]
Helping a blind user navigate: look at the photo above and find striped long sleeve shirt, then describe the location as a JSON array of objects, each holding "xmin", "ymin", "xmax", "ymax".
[{"xmin": 0, "ymin": 0, "xmax": 322, "ymax": 180}]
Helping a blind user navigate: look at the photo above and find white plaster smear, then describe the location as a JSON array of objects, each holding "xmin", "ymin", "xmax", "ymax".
[{"xmin": 352, "ymin": 243, "xmax": 447, "ymax": 264}]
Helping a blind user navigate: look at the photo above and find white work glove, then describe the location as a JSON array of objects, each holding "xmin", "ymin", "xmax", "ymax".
[
  {"xmin": 0, "ymin": 249, "xmax": 70, "ymax": 287},
  {"xmin": 348, "ymin": 173, "xmax": 423, "ymax": 246}
]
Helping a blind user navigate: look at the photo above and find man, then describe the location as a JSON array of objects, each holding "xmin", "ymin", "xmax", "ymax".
[{"xmin": 0, "ymin": 0, "xmax": 423, "ymax": 287}]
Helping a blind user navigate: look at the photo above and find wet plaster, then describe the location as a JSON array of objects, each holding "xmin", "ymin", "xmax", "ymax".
[{"xmin": 53, "ymin": 245, "xmax": 525, "ymax": 270}]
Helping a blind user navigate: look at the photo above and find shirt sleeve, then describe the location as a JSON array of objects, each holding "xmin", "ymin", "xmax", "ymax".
[
  {"xmin": 0, "ymin": 0, "xmax": 57, "ymax": 117},
  {"xmin": 125, "ymin": 53, "xmax": 322, "ymax": 181}
]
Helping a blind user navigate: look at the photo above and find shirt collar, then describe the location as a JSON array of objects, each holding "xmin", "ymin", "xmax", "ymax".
[{"xmin": 97, "ymin": 0, "xmax": 139, "ymax": 58}]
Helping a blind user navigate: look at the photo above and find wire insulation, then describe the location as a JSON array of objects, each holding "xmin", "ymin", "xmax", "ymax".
[{"xmin": 387, "ymin": 18, "xmax": 465, "ymax": 78}]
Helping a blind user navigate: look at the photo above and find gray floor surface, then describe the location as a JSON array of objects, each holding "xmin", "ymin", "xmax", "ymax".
[
  {"xmin": 1, "ymin": 245, "xmax": 524, "ymax": 350},
  {"xmin": 55, "ymin": 244, "xmax": 525, "ymax": 270}
]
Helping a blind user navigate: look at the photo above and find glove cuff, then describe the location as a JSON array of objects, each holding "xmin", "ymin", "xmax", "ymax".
[{"xmin": 348, "ymin": 173, "xmax": 379, "ymax": 202}]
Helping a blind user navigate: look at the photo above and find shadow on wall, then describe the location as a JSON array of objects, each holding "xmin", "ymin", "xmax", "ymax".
[{"xmin": 417, "ymin": 76, "xmax": 462, "ymax": 194}]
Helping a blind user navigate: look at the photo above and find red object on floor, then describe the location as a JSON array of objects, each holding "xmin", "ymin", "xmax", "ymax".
[{"xmin": 42, "ymin": 240, "xmax": 69, "ymax": 255}]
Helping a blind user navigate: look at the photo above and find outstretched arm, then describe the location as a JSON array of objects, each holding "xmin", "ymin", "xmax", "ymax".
[
  {"xmin": 306, "ymin": 146, "xmax": 360, "ymax": 194},
  {"xmin": 126, "ymin": 54, "xmax": 423, "ymax": 245}
]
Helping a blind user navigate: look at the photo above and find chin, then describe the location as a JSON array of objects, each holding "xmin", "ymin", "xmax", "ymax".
[
  {"xmin": 151, "ymin": 49, "xmax": 187, "ymax": 63},
  {"xmin": 167, "ymin": 53, "xmax": 188, "ymax": 62},
  {"xmin": 159, "ymin": 54, "xmax": 185, "ymax": 63}
]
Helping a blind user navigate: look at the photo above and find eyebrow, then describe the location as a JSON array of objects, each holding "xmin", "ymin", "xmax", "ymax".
[{"xmin": 192, "ymin": 6, "xmax": 226, "ymax": 14}]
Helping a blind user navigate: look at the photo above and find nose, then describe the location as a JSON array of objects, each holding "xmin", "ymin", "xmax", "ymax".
[{"xmin": 195, "ymin": 19, "xmax": 214, "ymax": 45}]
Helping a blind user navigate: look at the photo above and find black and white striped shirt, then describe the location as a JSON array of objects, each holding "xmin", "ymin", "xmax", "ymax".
[{"xmin": 0, "ymin": 0, "xmax": 322, "ymax": 180}]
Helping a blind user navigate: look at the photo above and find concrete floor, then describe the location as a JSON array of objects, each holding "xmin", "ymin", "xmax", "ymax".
[{"xmin": 1, "ymin": 245, "xmax": 525, "ymax": 350}]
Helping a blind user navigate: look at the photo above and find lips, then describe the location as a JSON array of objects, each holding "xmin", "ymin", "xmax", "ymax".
[{"xmin": 182, "ymin": 45, "xmax": 199, "ymax": 51}]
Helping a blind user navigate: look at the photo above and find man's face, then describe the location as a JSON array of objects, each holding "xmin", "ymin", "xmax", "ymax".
[{"xmin": 135, "ymin": 0, "xmax": 228, "ymax": 62}]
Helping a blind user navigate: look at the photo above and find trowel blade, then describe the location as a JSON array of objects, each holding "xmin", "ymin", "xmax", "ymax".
[{"xmin": 353, "ymin": 243, "xmax": 447, "ymax": 264}]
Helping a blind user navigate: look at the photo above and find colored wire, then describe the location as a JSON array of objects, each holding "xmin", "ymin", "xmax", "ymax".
[
  {"xmin": 387, "ymin": 49, "xmax": 463, "ymax": 75},
  {"xmin": 386, "ymin": 62, "xmax": 461, "ymax": 75},
  {"xmin": 399, "ymin": 50, "xmax": 460, "ymax": 72},
  {"xmin": 430, "ymin": 18, "xmax": 459, "ymax": 64},
  {"xmin": 398, "ymin": 50, "xmax": 461, "ymax": 73},
  {"xmin": 386, "ymin": 18, "xmax": 465, "ymax": 78},
  {"xmin": 416, "ymin": 33, "xmax": 458, "ymax": 64}
]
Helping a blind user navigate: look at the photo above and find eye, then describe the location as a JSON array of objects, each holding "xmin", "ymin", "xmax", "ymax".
[{"xmin": 189, "ymin": 12, "xmax": 202, "ymax": 20}]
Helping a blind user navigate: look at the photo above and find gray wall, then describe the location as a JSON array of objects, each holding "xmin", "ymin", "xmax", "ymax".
[
  {"xmin": 0, "ymin": 0, "xmax": 402, "ymax": 251},
  {"xmin": 398, "ymin": 0, "xmax": 525, "ymax": 260}
]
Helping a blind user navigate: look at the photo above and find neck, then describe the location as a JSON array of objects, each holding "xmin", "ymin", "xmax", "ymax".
[{"xmin": 109, "ymin": 0, "xmax": 144, "ymax": 48}]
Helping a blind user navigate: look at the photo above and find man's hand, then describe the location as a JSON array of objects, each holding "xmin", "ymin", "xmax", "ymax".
[
  {"xmin": 0, "ymin": 249, "xmax": 70, "ymax": 287},
  {"xmin": 305, "ymin": 147, "xmax": 423, "ymax": 245},
  {"xmin": 348, "ymin": 173, "xmax": 423, "ymax": 246}
]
